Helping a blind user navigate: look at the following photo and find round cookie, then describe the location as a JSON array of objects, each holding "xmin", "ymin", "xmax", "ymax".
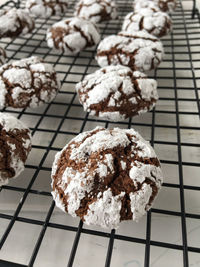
[
  {"xmin": 96, "ymin": 31, "xmax": 164, "ymax": 72},
  {"xmin": 0, "ymin": 113, "xmax": 32, "ymax": 186},
  {"xmin": 46, "ymin": 17, "xmax": 100, "ymax": 54},
  {"xmin": 0, "ymin": 56, "xmax": 60, "ymax": 109},
  {"xmin": 51, "ymin": 127, "xmax": 163, "ymax": 229},
  {"xmin": 26, "ymin": 0, "xmax": 68, "ymax": 18},
  {"xmin": 134, "ymin": 0, "xmax": 176, "ymax": 13},
  {"xmin": 122, "ymin": 9, "xmax": 172, "ymax": 38},
  {"xmin": 0, "ymin": 46, "xmax": 6, "ymax": 65},
  {"xmin": 0, "ymin": 8, "xmax": 35, "ymax": 39},
  {"xmin": 76, "ymin": 65, "xmax": 158, "ymax": 121},
  {"xmin": 74, "ymin": 0, "xmax": 117, "ymax": 23},
  {"xmin": 133, "ymin": 0, "xmax": 161, "ymax": 12}
]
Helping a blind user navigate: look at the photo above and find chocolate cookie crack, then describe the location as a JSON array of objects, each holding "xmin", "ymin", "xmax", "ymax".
[
  {"xmin": 73, "ymin": 137, "xmax": 159, "ymax": 221},
  {"xmin": 88, "ymin": 9, "xmax": 112, "ymax": 21},
  {"xmin": 51, "ymin": 127, "xmax": 163, "ymax": 227},
  {"xmin": 97, "ymin": 47, "xmax": 140, "ymax": 70},
  {"xmin": 0, "ymin": 62, "xmax": 58, "ymax": 108},
  {"xmin": 118, "ymin": 33, "xmax": 158, "ymax": 42},
  {"xmin": 158, "ymin": 0, "xmax": 176, "ymax": 12},
  {"xmin": 0, "ymin": 126, "xmax": 15, "ymax": 178},
  {"xmin": 123, "ymin": 9, "xmax": 172, "ymax": 38},
  {"xmin": 78, "ymin": 68, "xmax": 157, "ymax": 119},
  {"xmin": 0, "ymin": 126, "xmax": 30, "ymax": 179},
  {"xmin": 73, "ymin": 25, "xmax": 95, "ymax": 47},
  {"xmin": 50, "ymin": 26, "xmax": 74, "ymax": 52},
  {"xmin": 6, "ymin": 129, "xmax": 31, "ymax": 162},
  {"xmin": 29, "ymin": 0, "xmax": 68, "ymax": 16},
  {"xmin": 53, "ymin": 127, "xmax": 105, "ymax": 183},
  {"xmin": 2, "ymin": 10, "xmax": 34, "ymax": 38},
  {"xmin": 87, "ymin": 81, "xmax": 143, "ymax": 118},
  {"xmin": 76, "ymin": 0, "xmax": 116, "ymax": 22},
  {"xmin": 139, "ymin": 16, "xmax": 144, "ymax": 30}
]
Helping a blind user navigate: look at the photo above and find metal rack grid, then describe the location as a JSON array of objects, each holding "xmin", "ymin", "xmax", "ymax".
[{"xmin": 0, "ymin": 0, "xmax": 200, "ymax": 266}]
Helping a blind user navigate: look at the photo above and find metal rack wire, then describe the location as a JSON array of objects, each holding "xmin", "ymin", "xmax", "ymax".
[{"xmin": 0, "ymin": 0, "xmax": 200, "ymax": 266}]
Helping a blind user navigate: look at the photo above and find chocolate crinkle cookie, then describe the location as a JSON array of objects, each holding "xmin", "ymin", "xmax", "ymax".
[
  {"xmin": 156, "ymin": 0, "xmax": 176, "ymax": 12},
  {"xmin": 46, "ymin": 17, "xmax": 100, "ymax": 54},
  {"xmin": 26, "ymin": 0, "xmax": 68, "ymax": 18},
  {"xmin": 0, "ymin": 113, "xmax": 32, "ymax": 186},
  {"xmin": 122, "ymin": 9, "xmax": 172, "ymax": 38},
  {"xmin": 51, "ymin": 127, "xmax": 163, "ymax": 229},
  {"xmin": 0, "ymin": 56, "xmax": 60, "ymax": 109},
  {"xmin": 0, "ymin": 47, "xmax": 6, "ymax": 65},
  {"xmin": 0, "ymin": 8, "xmax": 35, "ymax": 39},
  {"xmin": 76, "ymin": 65, "xmax": 158, "ymax": 121},
  {"xmin": 74, "ymin": 0, "xmax": 117, "ymax": 23},
  {"xmin": 96, "ymin": 31, "xmax": 164, "ymax": 72},
  {"xmin": 134, "ymin": 0, "xmax": 176, "ymax": 13},
  {"xmin": 133, "ymin": 0, "xmax": 161, "ymax": 12}
]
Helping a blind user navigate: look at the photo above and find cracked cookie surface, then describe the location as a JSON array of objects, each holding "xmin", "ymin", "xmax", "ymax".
[
  {"xmin": 134, "ymin": 0, "xmax": 176, "ymax": 13},
  {"xmin": 0, "ymin": 56, "xmax": 60, "ymax": 109},
  {"xmin": 0, "ymin": 8, "xmax": 35, "ymax": 38},
  {"xmin": 46, "ymin": 17, "xmax": 100, "ymax": 54},
  {"xmin": 26, "ymin": 0, "xmax": 68, "ymax": 18},
  {"xmin": 51, "ymin": 127, "xmax": 163, "ymax": 229},
  {"xmin": 96, "ymin": 31, "xmax": 164, "ymax": 72},
  {"xmin": 122, "ymin": 9, "xmax": 172, "ymax": 38},
  {"xmin": 0, "ymin": 113, "xmax": 32, "ymax": 186},
  {"xmin": 76, "ymin": 65, "xmax": 158, "ymax": 121},
  {"xmin": 74, "ymin": 0, "xmax": 117, "ymax": 23}
]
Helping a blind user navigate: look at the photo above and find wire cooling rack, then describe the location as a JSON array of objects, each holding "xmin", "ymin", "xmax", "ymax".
[{"xmin": 0, "ymin": 0, "xmax": 200, "ymax": 266}]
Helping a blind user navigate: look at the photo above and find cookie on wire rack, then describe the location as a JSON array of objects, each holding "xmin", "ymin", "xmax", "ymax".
[
  {"xmin": 51, "ymin": 127, "xmax": 163, "ymax": 229},
  {"xmin": 0, "ymin": 8, "xmax": 35, "ymax": 39},
  {"xmin": 96, "ymin": 31, "xmax": 164, "ymax": 72},
  {"xmin": 74, "ymin": 0, "xmax": 118, "ymax": 23},
  {"xmin": 122, "ymin": 9, "xmax": 172, "ymax": 38},
  {"xmin": 0, "ymin": 56, "xmax": 60, "ymax": 109},
  {"xmin": 26, "ymin": 0, "xmax": 68, "ymax": 18},
  {"xmin": 133, "ymin": 0, "xmax": 176, "ymax": 13},
  {"xmin": 46, "ymin": 17, "xmax": 100, "ymax": 54},
  {"xmin": 76, "ymin": 65, "xmax": 158, "ymax": 121},
  {"xmin": 0, "ymin": 113, "xmax": 32, "ymax": 186}
]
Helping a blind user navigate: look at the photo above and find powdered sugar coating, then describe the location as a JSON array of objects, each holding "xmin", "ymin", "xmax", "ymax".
[
  {"xmin": 0, "ymin": 56, "xmax": 60, "ymax": 109},
  {"xmin": 76, "ymin": 65, "xmax": 158, "ymax": 121},
  {"xmin": 26, "ymin": 0, "xmax": 68, "ymax": 18},
  {"xmin": 134, "ymin": 0, "xmax": 161, "ymax": 11},
  {"xmin": 134, "ymin": 0, "xmax": 176, "ymax": 13},
  {"xmin": 0, "ymin": 113, "xmax": 32, "ymax": 186},
  {"xmin": 129, "ymin": 183, "xmax": 152, "ymax": 221},
  {"xmin": 0, "ymin": 47, "xmax": 6, "ymax": 65},
  {"xmin": 46, "ymin": 17, "xmax": 100, "ymax": 54},
  {"xmin": 0, "ymin": 8, "xmax": 35, "ymax": 38},
  {"xmin": 51, "ymin": 127, "xmax": 163, "ymax": 229},
  {"xmin": 84, "ymin": 189, "xmax": 125, "ymax": 228},
  {"xmin": 74, "ymin": 0, "xmax": 117, "ymax": 23},
  {"xmin": 122, "ymin": 9, "xmax": 172, "ymax": 38},
  {"xmin": 96, "ymin": 31, "xmax": 164, "ymax": 72},
  {"xmin": 0, "ymin": 113, "xmax": 29, "ymax": 132}
]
